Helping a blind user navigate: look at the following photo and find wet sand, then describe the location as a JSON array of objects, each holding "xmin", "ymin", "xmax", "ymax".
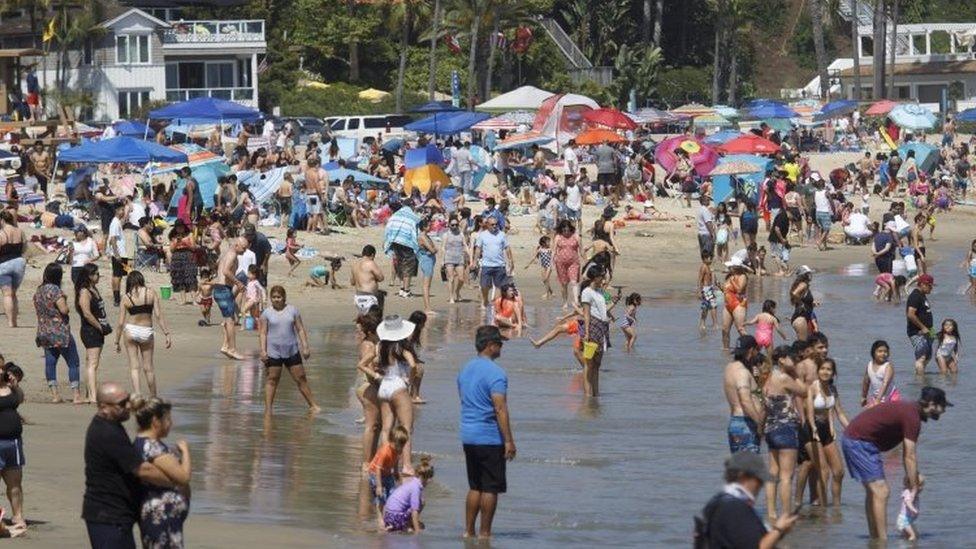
[{"xmin": 5, "ymin": 152, "xmax": 976, "ymax": 546}]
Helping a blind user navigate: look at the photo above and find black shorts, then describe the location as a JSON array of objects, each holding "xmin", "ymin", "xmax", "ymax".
[
  {"xmin": 814, "ymin": 418, "xmax": 834, "ymax": 446},
  {"xmin": 278, "ymin": 196, "xmax": 292, "ymax": 215},
  {"xmin": 463, "ymin": 444, "xmax": 506, "ymax": 494},
  {"xmin": 111, "ymin": 257, "xmax": 130, "ymax": 278},
  {"xmin": 392, "ymin": 243, "xmax": 418, "ymax": 278},
  {"xmin": 80, "ymin": 323, "xmax": 105, "ymax": 349},
  {"xmin": 265, "ymin": 353, "xmax": 302, "ymax": 368},
  {"xmin": 597, "ymin": 172, "xmax": 615, "ymax": 188}
]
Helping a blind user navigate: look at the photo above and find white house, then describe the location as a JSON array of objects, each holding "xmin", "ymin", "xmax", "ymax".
[{"xmin": 2, "ymin": 5, "xmax": 266, "ymax": 121}]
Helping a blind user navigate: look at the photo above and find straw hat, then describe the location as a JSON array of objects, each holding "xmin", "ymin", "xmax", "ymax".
[
  {"xmin": 377, "ymin": 315, "xmax": 415, "ymax": 342},
  {"xmin": 724, "ymin": 256, "xmax": 754, "ymax": 273}
]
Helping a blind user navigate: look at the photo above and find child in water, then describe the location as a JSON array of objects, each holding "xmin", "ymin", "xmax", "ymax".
[
  {"xmin": 745, "ymin": 300, "xmax": 788, "ymax": 352},
  {"xmin": 369, "ymin": 426, "xmax": 409, "ymax": 528},
  {"xmin": 284, "ymin": 228, "xmax": 302, "ymax": 276},
  {"xmin": 619, "ymin": 293, "xmax": 642, "ymax": 351},
  {"xmin": 935, "ymin": 318, "xmax": 960, "ymax": 375},
  {"xmin": 861, "ymin": 340, "xmax": 899, "ymax": 407},
  {"xmin": 873, "ymin": 273, "xmax": 907, "ymax": 302},
  {"xmin": 383, "ymin": 455, "xmax": 434, "ymax": 534},
  {"xmin": 197, "ymin": 267, "xmax": 214, "ymax": 326},
  {"xmin": 532, "ymin": 310, "xmax": 584, "ymax": 369},
  {"xmin": 241, "ymin": 264, "xmax": 266, "ymax": 327},
  {"xmin": 698, "ymin": 251, "xmax": 718, "ymax": 331},
  {"xmin": 897, "ymin": 474, "xmax": 924, "ymax": 540},
  {"xmin": 524, "ymin": 236, "xmax": 554, "ymax": 300}
]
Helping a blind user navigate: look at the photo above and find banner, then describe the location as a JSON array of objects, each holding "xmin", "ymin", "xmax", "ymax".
[{"xmin": 451, "ymin": 70, "xmax": 461, "ymax": 108}]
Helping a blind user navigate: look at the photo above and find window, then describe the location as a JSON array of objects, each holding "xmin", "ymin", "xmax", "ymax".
[
  {"xmin": 206, "ymin": 62, "xmax": 234, "ymax": 88},
  {"xmin": 364, "ymin": 117, "xmax": 386, "ymax": 129},
  {"xmin": 330, "ymin": 119, "xmax": 346, "ymax": 131},
  {"xmin": 347, "ymin": 118, "xmax": 360, "ymax": 130},
  {"xmin": 385, "ymin": 115, "xmax": 413, "ymax": 128},
  {"xmin": 116, "ymin": 34, "xmax": 149, "ymax": 64},
  {"xmin": 118, "ymin": 90, "xmax": 150, "ymax": 118},
  {"xmin": 82, "ymin": 39, "xmax": 94, "ymax": 65}
]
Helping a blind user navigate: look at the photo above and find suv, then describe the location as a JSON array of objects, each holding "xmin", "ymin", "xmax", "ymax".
[
  {"xmin": 328, "ymin": 114, "xmax": 413, "ymax": 142},
  {"xmin": 286, "ymin": 116, "xmax": 328, "ymax": 144}
]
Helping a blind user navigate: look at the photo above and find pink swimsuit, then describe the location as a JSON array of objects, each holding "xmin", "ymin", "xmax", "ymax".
[{"xmin": 755, "ymin": 320, "xmax": 774, "ymax": 348}]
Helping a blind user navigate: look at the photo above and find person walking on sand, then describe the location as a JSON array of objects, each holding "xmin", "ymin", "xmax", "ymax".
[
  {"xmin": 351, "ymin": 245, "xmax": 385, "ymax": 315},
  {"xmin": 0, "ymin": 210, "xmax": 27, "ymax": 328},
  {"xmin": 0, "ymin": 362, "xmax": 27, "ymax": 535},
  {"xmin": 76, "ymin": 264, "xmax": 110, "ymax": 403},
  {"xmin": 552, "ymin": 220, "xmax": 582, "ymax": 310},
  {"xmin": 215, "ymin": 237, "xmax": 248, "ymax": 359},
  {"xmin": 258, "ymin": 286, "xmax": 320, "ymax": 416},
  {"xmin": 458, "ymin": 325, "xmax": 515, "ymax": 540},
  {"xmin": 721, "ymin": 257, "xmax": 752, "ymax": 351},
  {"xmin": 115, "ymin": 271, "xmax": 171, "ymax": 397},
  {"xmin": 723, "ymin": 336, "xmax": 764, "ymax": 454},
  {"xmin": 33, "ymin": 263, "xmax": 84, "ymax": 403},
  {"xmin": 83, "ymin": 382, "xmax": 176, "ymax": 549},
  {"xmin": 843, "ymin": 387, "xmax": 951, "ymax": 540},
  {"xmin": 906, "ymin": 274, "xmax": 936, "ymax": 375}
]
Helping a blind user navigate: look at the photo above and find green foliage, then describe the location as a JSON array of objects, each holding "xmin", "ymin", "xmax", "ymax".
[
  {"xmin": 609, "ymin": 45, "xmax": 661, "ymax": 107},
  {"xmin": 657, "ymin": 65, "xmax": 712, "ymax": 107},
  {"xmin": 789, "ymin": 10, "xmax": 837, "ymax": 72},
  {"xmin": 130, "ymin": 99, "xmax": 170, "ymax": 122},
  {"xmin": 390, "ymin": 46, "xmax": 469, "ymax": 97},
  {"xmin": 277, "ymin": 82, "xmax": 427, "ymax": 117}
]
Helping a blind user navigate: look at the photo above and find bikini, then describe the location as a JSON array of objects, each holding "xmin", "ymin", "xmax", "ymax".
[{"xmin": 124, "ymin": 294, "xmax": 155, "ymax": 343}]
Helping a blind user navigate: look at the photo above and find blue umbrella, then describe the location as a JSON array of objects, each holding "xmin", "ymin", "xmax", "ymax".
[
  {"xmin": 888, "ymin": 104, "xmax": 937, "ymax": 130},
  {"xmin": 813, "ymin": 99, "xmax": 858, "ymax": 122},
  {"xmin": 404, "ymin": 144, "xmax": 444, "ymax": 169},
  {"xmin": 381, "ymin": 137, "xmax": 405, "ymax": 152},
  {"xmin": 704, "ymin": 130, "xmax": 743, "ymax": 145},
  {"xmin": 325, "ymin": 167, "xmax": 388, "ymax": 187},
  {"xmin": 746, "ymin": 103, "xmax": 799, "ymax": 119},
  {"xmin": 957, "ymin": 108, "xmax": 976, "ymax": 123},
  {"xmin": 112, "ymin": 120, "xmax": 152, "ymax": 138},
  {"xmin": 743, "ymin": 98, "xmax": 785, "ymax": 108},
  {"xmin": 411, "ymin": 101, "xmax": 462, "ymax": 113},
  {"xmin": 58, "ymin": 137, "xmax": 188, "ymax": 164},
  {"xmin": 897, "ymin": 143, "xmax": 939, "ymax": 174}
]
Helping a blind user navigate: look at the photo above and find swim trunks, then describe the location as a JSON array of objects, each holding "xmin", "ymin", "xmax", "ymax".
[
  {"xmin": 727, "ymin": 416, "xmax": 760, "ymax": 454},
  {"xmin": 213, "ymin": 284, "xmax": 237, "ymax": 319},
  {"xmin": 842, "ymin": 438, "xmax": 884, "ymax": 483},
  {"xmin": 701, "ymin": 286, "xmax": 717, "ymax": 311},
  {"xmin": 354, "ymin": 292, "xmax": 379, "ymax": 315},
  {"xmin": 909, "ymin": 333, "xmax": 932, "ymax": 360}
]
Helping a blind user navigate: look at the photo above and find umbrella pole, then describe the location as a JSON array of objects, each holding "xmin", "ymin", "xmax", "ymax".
[{"xmin": 144, "ymin": 118, "xmax": 150, "ymax": 140}]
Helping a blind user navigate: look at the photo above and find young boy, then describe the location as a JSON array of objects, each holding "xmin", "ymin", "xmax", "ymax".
[
  {"xmin": 698, "ymin": 251, "xmax": 717, "ymax": 331},
  {"xmin": 197, "ymin": 266, "xmax": 215, "ymax": 326},
  {"xmin": 368, "ymin": 426, "xmax": 409, "ymax": 528}
]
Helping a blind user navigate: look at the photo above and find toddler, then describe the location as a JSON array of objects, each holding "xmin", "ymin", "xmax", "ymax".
[
  {"xmin": 242, "ymin": 264, "xmax": 266, "ymax": 325},
  {"xmin": 284, "ymin": 228, "xmax": 302, "ymax": 276},
  {"xmin": 383, "ymin": 456, "xmax": 434, "ymax": 534},
  {"xmin": 619, "ymin": 293, "xmax": 642, "ymax": 351},
  {"xmin": 368, "ymin": 426, "xmax": 409, "ymax": 527},
  {"xmin": 698, "ymin": 251, "xmax": 718, "ymax": 331},
  {"xmin": 897, "ymin": 474, "xmax": 924, "ymax": 540},
  {"xmin": 524, "ymin": 236, "xmax": 553, "ymax": 299},
  {"xmin": 873, "ymin": 273, "xmax": 907, "ymax": 302},
  {"xmin": 746, "ymin": 299, "xmax": 788, "ymax": 352},
  {"xmin": 197, "ymin": 267, "xmax": 215, "ymax": 326}
]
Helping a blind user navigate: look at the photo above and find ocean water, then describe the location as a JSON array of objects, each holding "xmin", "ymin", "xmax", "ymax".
[{"xmin": 171, "ymin": 254, "xmax": 975, "ymax": 548}]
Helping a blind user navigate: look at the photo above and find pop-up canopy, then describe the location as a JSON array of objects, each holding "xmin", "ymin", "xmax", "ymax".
[
  {"xmin": 148, "ymin": 97, "xmax": 262, "ymax": 124},
  {"xmin": 58, "ymin": 137, "xmax": 188, "ymax": 164}
]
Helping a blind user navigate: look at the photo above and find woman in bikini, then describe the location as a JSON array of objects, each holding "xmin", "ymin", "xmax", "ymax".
[
  {"xmin": 806, "ymin": 358, "xmax": 851, "ymax": 507},
  {"xmin": 721, "ymin": 258, "xmax": 752, "ymax": 351},
  {"xmin": 789, "ymin": 266, "xmax": 817, "ymax": 341},
  {"xmin": 114, "ymin": 270, "xmax": 172, "ymax": 397}
]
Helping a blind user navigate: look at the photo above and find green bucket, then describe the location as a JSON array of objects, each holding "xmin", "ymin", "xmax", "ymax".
[{"xmin": 160, "ymin": 285, "xmax": 173, "ymax": 300}]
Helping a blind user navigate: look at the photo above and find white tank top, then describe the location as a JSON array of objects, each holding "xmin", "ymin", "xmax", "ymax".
[{"xmin": 867, "ymin": 361, "xmax": 893, "ymax": 399}]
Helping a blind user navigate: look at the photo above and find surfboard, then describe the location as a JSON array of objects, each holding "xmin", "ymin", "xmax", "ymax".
[{"xmin": 880, "ymin": 125, "xmax": 898, "ymax": 151}]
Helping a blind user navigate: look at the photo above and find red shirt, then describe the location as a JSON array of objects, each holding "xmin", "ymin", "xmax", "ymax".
[
  {"xmin": 844, "ymin": 401, "xmax": 921, "ymax": 452},
  {"xmin": 368, "ymin": 443, "xmax": 399, "ymax": 477}
]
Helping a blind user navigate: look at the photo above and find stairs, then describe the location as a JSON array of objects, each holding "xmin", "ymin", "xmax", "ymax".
[{"xmin": 537, "ymin": 16, "xmax": 612, "ymax": 85}]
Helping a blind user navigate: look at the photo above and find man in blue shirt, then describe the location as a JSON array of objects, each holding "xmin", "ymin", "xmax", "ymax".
[
  {"xmin": 457, "ymin": 326, "xmax": 516, "ymax": 539},
  {"xmin": 472, "ymin": 216, "xmax": 513, "ymax": 309}
]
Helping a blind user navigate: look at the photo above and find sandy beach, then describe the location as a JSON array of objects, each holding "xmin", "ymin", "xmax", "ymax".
[{"xmin": 4, "ymin": 151, "xmax": 976, "ymax": 546}]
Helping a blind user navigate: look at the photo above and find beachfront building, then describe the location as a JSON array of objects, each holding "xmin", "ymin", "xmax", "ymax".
[{"xmin": 0, "ymin": 1, "xmax": 265, "ymax": 121}]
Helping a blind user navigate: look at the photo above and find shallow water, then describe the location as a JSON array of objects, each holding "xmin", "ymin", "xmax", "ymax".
[{"xmin": 172, "ymin": 253, "xmax": 975, "ymax": 548}]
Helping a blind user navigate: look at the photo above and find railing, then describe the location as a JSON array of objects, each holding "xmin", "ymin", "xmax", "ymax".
[
  {"xmin": 166, "ymin": 87, "xmax": 255, "ymax": 103},
  {"xmin": 570, "ymin": 67, "xmax": 613, "ymax": 87},
  {"xmin": 538, "ymin": 17, "xmax": 592, "ymax": 70},
  {"xmin": 161, "ymin": 20, "xmax": 265, "ymax": 44}
]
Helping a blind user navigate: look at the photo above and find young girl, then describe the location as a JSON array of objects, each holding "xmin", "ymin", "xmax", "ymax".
[
  {"xmin": 873, "ymin": 273, "xmax": 907, "ymax": 302},
  {"xmin": 714, "ymin": 203, "xmax": 732, "ymax": 261},
  {"xmin": 524, "ymin": 236, "xmax": 554, "ymax": 299},
  {"xmin": 383, "ymin": 455, "xmax": 434, "ymax": 534},
  {"xmin": 698, "ymin": 251, "xmax": 717, "ymax": 331},
  {"xmin": 241, "ymin": 264, "xmax": 266, "ymax": 326},
  {"xmin": 964, "ymin": 239, "xmax": 976, "ymax": 294},
  {"xmin": 368, "ymin": 426, "xmax": 409, "ymax": 528},
  {"xmin": 284, "ymin": 228, "xmax": 302, "ymax": 276},
  {"xmin": 935, "ymin": 318, "xmax": 960, "ymax": 375},
  {"xmin": 897, "ymin": 474, "xmax": 924, "ymax": 541},
  {"xmin": 531, "ymin": 310, "xmax": 584, "ymax": 369},
  {"xmin": 746, "ymin": 300, "xmax": 788, "ymax": 352},
  {"xmin": 861, "ymin": 340, "xmax": 900, "ymax": 407},
  {"xmin": 197, "ymin": 267, "xmax": 215, "ymax": 327},
  {"xmin": 618, "ymin": 293, "xmax": 642, "ymax": 351}
]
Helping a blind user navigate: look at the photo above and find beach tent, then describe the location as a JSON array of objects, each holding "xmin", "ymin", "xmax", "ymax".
[
  {"xmin": 897, "ymin": 143, "xmax": 939, "ymax": 174},
  {"xmin": 237, "ymin": 167, "xmax": 287, "ymax": 204},
  {"xmin": 404, "ymin": 111, "xmax": 491, "ymax": 134},
  {"xmin": 58, "ymin": 137, "xmax": 188, "ymax": 164},
  {"xmin": 404, "ymin": 164, "xmax": 450, "ymax": 195},
  {"xmin": 404, "ymin": 144, "xmax": 444, "ymax": 169},
  {"xmin": 532, "ymin": 93, "xmax": 599, "ymax": 150},
  {"xmin": 148, "ymin": 97, "xmax": 262, "ymax": 125},
  {"xmin": 711, "ymin": 154, "xmax": 774, "ymax": 204},
  {"xmin": 325, "ymin": 167, "xmax": 389, "ymax": 188},
  {"xmin": 957, "ymin": 108, "xmax": 976, "ymax": 122},
  {"xmin": 476, "ymin": 85, "xmax": 555, "ymax": 112},
  {"xmin": 112, "ymin": 120, "xmax": 152, "ymax": 138},
  {"xmin": 167, "ymin": 162, "xmax": 232, "ymax": 210}
]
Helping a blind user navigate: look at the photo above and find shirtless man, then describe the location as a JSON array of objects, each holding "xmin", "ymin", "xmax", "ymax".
[
  {"xmin": 29, "ymin": 142, "xmax": 52, "ymax": 196},
  {"xmin": 793, "ymin": 333, "xmax": 828, "ymax": 506},
  {"xmin": 350, "ymin": 244, "xmax": 385, "ymax": 315},
  {"xmin": 304, "ymin": 157, "xmax": 327, "ymax": 234},
  {"xmin": 215, "ymin": 237, "xmax": 248, "ymax": 359},
  {"xmin": 723, "ymin": 335, "xmax": 764, "ymax": 454}
]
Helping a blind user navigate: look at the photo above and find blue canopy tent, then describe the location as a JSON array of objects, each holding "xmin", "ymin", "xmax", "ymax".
[
  {"xmin": 411, "ymin": 101, "xmax": 462, "ymax": 113},
  {"xmin": 166, "ymin": 162, "xmax": 231, "ymax": 210},
  {"xmin": 746, "ymin": 103, "xmax": 799, "ymax": 119},
  {"xmin": 58, "ymin": 137, "xmax": 189, "ymax": 164},
  {"xmin": 112, "ymin": 120, "xmax": 151, "ymax": 138},
  {"xmin": 897, "ymin": 142, "xmax": 939, "ymax": 175},
  {"xmin": 957, "ymin": 108, "xmax": 976, "ymax": 123},
  {"xmin": 148, "ymin": 97, "xmax": 262, "ymax": 125},
  {"xmin": 711, "ymin": 154, "xmax": 774, "ymax": 204},
  {"xmin": 404, "ymin": 111, "xmax": 491, "ymax": 135},
  {"xmin": 404, "ymin": 144, "xmax": 444, "ymax": 169}
]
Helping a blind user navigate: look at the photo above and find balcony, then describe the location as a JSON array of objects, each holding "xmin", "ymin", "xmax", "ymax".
[
  {"xmin": 166, "ymin": 87, "xmax": 256, "ymax": 107},
  {"xmin": 162, "ymin": 20, "xmax": 265, "ymax": 45},
  {"xmin": 856, "ymin": 22, "xmax": 976, "ymax": 64}
]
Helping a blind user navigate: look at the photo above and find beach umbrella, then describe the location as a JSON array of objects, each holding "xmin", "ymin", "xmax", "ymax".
[
  {"xmin": 746, "ymin": 103, "xmax": 799, "ymax": 119},
  {"xmin": 581, "ymin": 107, "xmax": 637, "ymax": 130},
  {"xmin": 718, "ymin": 134, "xmax": 780, "ymax": 155},
  {"xmin": 711, "ymin": 105, "xmax": 739, "ymax": 118},
  {"xmin": 813, "ymin": 99, "xmax": 858, "ymax": 122},
  {"xmin": 380, "ymin": 137, "xmax": 405, "ymax": 152},
  {"xmin": 865, "ymin": 99, "xmax": 899, "ymax": 116},
  {"xmin": 112, "ymin": 120, "xmax": 152, "ymax": 138},
  {"xmin": 888, "ymin": 104, "xmax": 937, "ymax": 130},
  {"xmin": 654, "ymin": 136, "xmax": 719, "ymax": 176},
  {"xmin": 404, "ymin": 144, "xmax": 444, "ymax": 169},
  {"xmin": 410, "ymin": 101, "xmax": 461, "ymax": 113},
  {"xmin": 575, "ymin": 128, "xmax": 627, "ymax": 145},
  {"xmin": 897, "ymin": 142, "xmax": 940, "ymax": 174},
  {"xmin": 704, "ymin": 130, "xmax": 743, "ymax": 145},
  {"xmin": 471, "ymin": 115, "xmax": 518, "ymax": 132},
  {"xmin": 630, "ymin": 107, "xmax": 677, "ymax": 124},
  {"xmin": 404, "ymin": 164, "xmax": 450, "ymax": 195},
  {"xmin": 494, "ymin": 131, "xmax": 554, "ymax": 151},
  {"xmin": 710, "ymin": 154, "xmax": 773, "ymax": 203},
  {"xmin": 709, "ymin": 161, "xmax": 764, "ymax": 176},
  {"xmin": 358, "ymin": 88, "xmax": 390, "ymax": 102},
  {"xmin": 670, "ymin": 103, "xmax": 715, "ymax": 117},
  {"xmin": 744, "ymin": 98, "xmax": 785, "ymax": 108},
  {"xmin": 957, "ymin": 108, "xmax": 976, "ymax": 123},
  {"xmin": 694, "ymin": 114, "xmax": 733, "ymax": 128}
]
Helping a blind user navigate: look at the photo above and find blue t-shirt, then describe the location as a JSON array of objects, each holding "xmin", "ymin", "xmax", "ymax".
[
  {"xmin": 457, "ymin": 357, "xmax": 508, "ymax": 445},
  {"xmin": 475, "ymin": 230, "xmax": 508, "ymax": 268}
]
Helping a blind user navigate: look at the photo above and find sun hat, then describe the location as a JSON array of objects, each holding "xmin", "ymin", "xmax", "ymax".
[
  {"xmin": 377, "ymin": 315, "xmax": 416, "ymax": 342},
  {"xmin": 725, "ymin": 451, "xmax": 772, "ymax": 482},
  {"xmin": 724, "ymin": 256, "xmax": 754, "ymax": 273}
]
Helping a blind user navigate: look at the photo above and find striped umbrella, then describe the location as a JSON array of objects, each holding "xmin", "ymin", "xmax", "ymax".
[
  {"xmin": 494, "ymin": 131, "xmax": 555, "ymax": 151},
  {"xmin": 471, "ymin": 115, "xmax": 518, "ymax": 131},
  {"xmin": 694, "ymin": 114, "xmax": 733, "ymax": 127},
  {"xmin": 670, "ymin": 103, "xmax": 715, "ymax": 117}
]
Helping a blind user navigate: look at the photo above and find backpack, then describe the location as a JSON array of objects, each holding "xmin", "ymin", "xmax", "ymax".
[{"xmin": 693, "ymin": 493, "xmax": 736, "ymax": 549}]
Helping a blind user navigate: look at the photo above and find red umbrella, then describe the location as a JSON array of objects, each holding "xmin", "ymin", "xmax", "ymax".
[
  {"xmin": 865, "ymin": 99, "xmax": 899, "ymax": 116},
  {"xmin": 654, "ymin": 136, "xmax": 719, "ymax": 176},
  {"xmin": 718, "ymin": 134, "xmax": 780, "ymax": 155},
  {"xmin": 581, "ymin": 108, "xmax": 637, "ymax": 130},
  {"xmin": 575, "ymin": 128, "xmax": 627, "ymax": 145}
]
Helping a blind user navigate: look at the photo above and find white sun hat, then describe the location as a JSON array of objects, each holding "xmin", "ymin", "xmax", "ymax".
[{"xmin": 377, "ymin": 315, "xmax": 416, "ymax": 342}]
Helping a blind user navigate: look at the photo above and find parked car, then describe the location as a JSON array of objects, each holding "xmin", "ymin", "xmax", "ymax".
[
  {"xmin": 328, "ymin": 114, "xmax": 413, "ymax": 142},
  {"xmin": 286, "ymin": 116, "xmax": 328, "ymax": 145}
]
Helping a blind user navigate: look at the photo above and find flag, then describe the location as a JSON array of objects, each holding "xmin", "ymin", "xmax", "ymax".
[
  {"xmin": 490, "ymin": 31, "xmax": 507, "ymax": 51},
  {"xmin": 42, "ymin": 17, "xmax": 56, "ymax": 43},
  {"xmin": 256, "ymin": 56, "xmax": 269, "ymax": 75},
  {"xmin": 444, "ymin": 34, "xmax": 461, "ymax": 54}
]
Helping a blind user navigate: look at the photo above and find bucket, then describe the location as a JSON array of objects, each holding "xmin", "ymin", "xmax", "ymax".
[
  {"xmin": 582, "ymin": 341, "xmax": 599, "ymax": 360},
  {"xmin": 159, "ymin": 286, "xmax": 172, "ymax": 300},
  {"xmin": 244, "ymin": 316, "xmax": 256, "ymax": 331}
]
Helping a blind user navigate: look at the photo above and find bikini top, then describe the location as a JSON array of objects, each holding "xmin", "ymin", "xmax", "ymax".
[
  {"xmin": 126, "ymin": 294, "xmax": 154, "ymax": 316},
  {"xmin": 813, "ymin": 390, "xmax": 835, "ymax": 410}
]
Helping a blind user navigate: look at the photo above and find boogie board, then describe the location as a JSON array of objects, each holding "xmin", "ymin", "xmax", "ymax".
[{"xmin": 880, "ymin": 125, "xmax": 898, "ymax": 151}]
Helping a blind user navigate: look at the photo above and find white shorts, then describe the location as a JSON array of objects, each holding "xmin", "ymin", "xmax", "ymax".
[
  {"xmin": 306, "ymin": 196, "xmax": 322, "ymax": 215},
  {"xmin": 354, "ymin": 293, "xmax": 379, "ymax": 315}
]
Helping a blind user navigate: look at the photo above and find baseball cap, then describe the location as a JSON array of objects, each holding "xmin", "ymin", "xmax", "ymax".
[
  {"xmin": 734, "ymin": 335, "xmax": 759, "ymax": 353},
  {"xmin": 920, "ymin": 386, "xmax": 953, "ymax": 407},
  {"xmin": 475, "ymin": 325, "xmax": 508, "ymax": 348},
  {"xmin": 918, "ymin": 273, "xmax": 935, "ymax": 286},
  {"xmin": 725, "ymin": 451, "xmax": 772, "ymax": 482}
]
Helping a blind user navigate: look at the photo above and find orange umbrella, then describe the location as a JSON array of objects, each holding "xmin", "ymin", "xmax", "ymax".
[
  {"xmin": 403, "ymin": 164, "xmax": 451, "ymax": 195},
  {"xmin": 575, "ymin": 128, "xmax": 627, "ymax": 145},
  {"xmin": 582, "ymin": 107, "xmax": 637, "ymax": 130}
]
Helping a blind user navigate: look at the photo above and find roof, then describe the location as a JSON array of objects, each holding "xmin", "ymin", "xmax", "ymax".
[
  {"xmin": 120, "ymin": 0, "xmax": 249, "ymax": 6},
  {"xmin": 0, "ymin": 48, "xmax": 44, "ymax": 58},
  {"xmin": 837, "ymin": 60, "xmax": 976, "ymax": 77},
  {"xmin": 101, "ymin": 7, "xmax": 170, "ymax": 29}
]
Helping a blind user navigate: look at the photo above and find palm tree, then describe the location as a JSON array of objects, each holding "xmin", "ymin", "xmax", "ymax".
[
  {"xmin": 653, "ymin": 0, "xmax": 663, "ymax": 46},
  {"xmin": 711, "ymin": 0, "xmax": 726, "ymax": 103},
  {"xmin": 809, "ymin": 0, "xmax": 830, "ymax": 99},
  {"xmin": 395, "ymin": 0, "xmax": 414, "ymax": 112},
  {"xmin": 872, "ymin": 0, "xmax": 886, "ymax": 98},
  {"xmin": 886, "ymin": 0, "xmax": 898, "ymax": 99},
  {"xmin": 851, "ymin": 0, "xmax": 861, "ymax": 99},
  {"xmin": 347, "ymin": 0, "xmax": 360, "ymax": 82},
  {"xmin": 642, "ymin": 0, "xmax": 651, "ymax": 44},
  {"xmin": 428, "ymin": 0, "xmax": 441, "ymax": 99},
  {"xmin": 481, "ymin": 0, "xmax": 532, "ymax": 102}
]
